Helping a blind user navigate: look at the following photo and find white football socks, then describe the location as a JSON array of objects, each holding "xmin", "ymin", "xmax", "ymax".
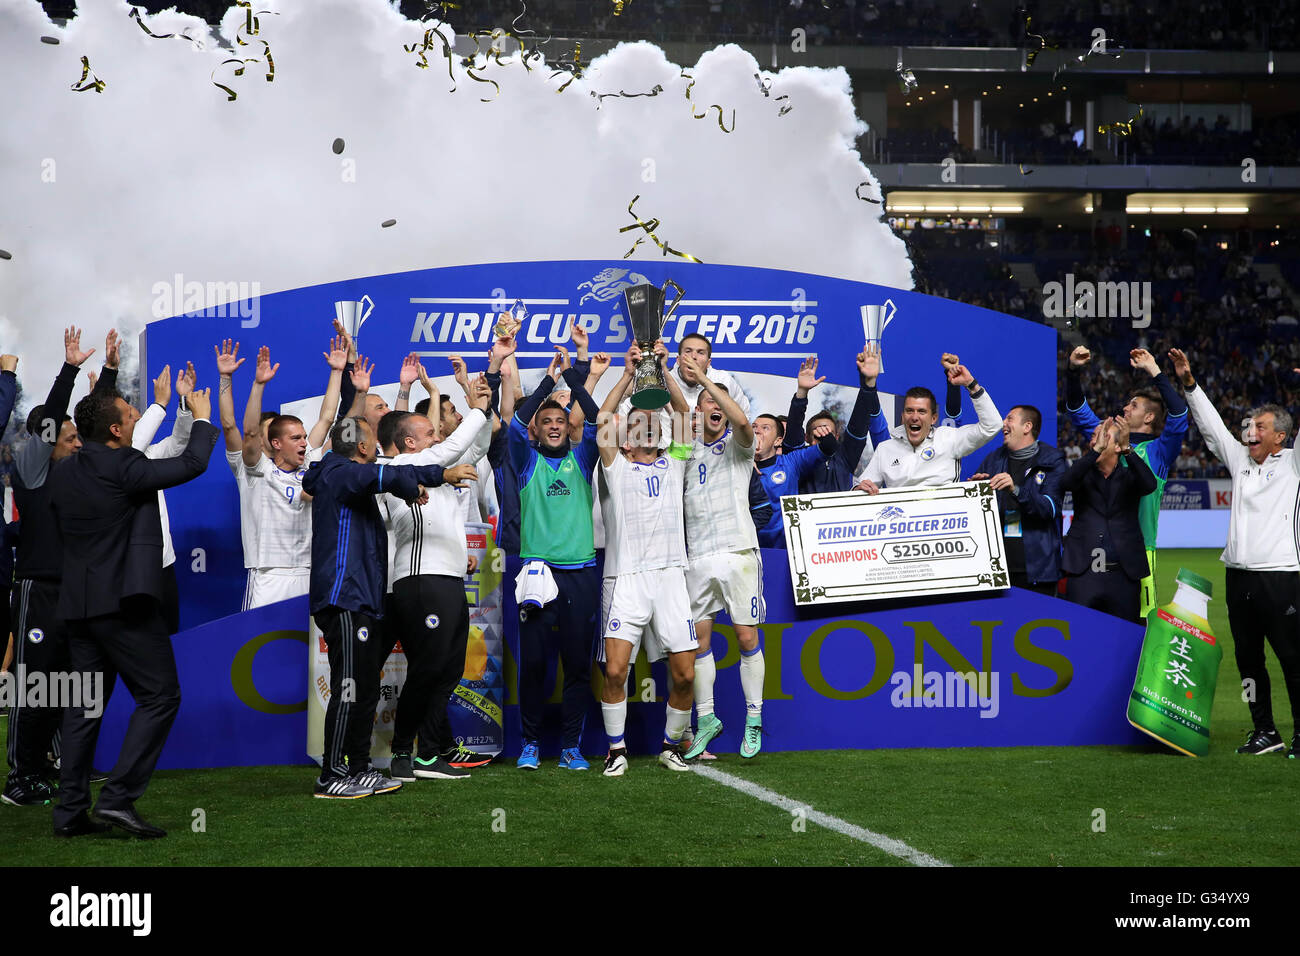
[
  {"xmin": 740, "ymin": 648, "xmax": 765, "ymax": 718},
  {"xmin": 694, "ymin": 650, "xmax": 716, "ymax": 717},
  {"xmin": 602, "ymin": 699, "xmax": 627, "ymax": 749}
]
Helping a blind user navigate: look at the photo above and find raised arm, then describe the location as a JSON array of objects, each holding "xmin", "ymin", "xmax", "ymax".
[
  {"xmin": 684, "ymin": 353, "xmax": 752, "ymax": 447},
  {"xmin": 837, "ymin": 343, "xmax": 880, "ymax": 467},
  {"xmin": 946, "ymin": 362, "xmax": 1001, "ymax": 458},
  {"xmin": 133, "ymin": 365, "xmax": 172, "ymax": 451},
  {"xmin": 310, "ymin": 333, "xmax": 348, "ymax": 450},
  {"xmin": 1064, "ymin": 346, "xmax": 1104, "ymax": 435},
  {"xmin": 242, "ymin": 346, "xmax": 278, "ymax": 467},
  {"xmin": 597, "ymin": 346, "xmax": 639, "ymax": 467},
  {"xmin": 395, "ymin": 353, "xmax": 420, "ymax": 412},
  {"xmin": 1169, "ymin": 348, "xmax": 1247, "ymax": 474},
  {"xmin": 147, "ymin": 363, "xmax": 197, "ymax": 459},
  {"xmin": 214, "ymin": 339, "xmax": 246, "ymax": 453},
  {"xmin": 783, "ymin": 355, "xmax": 824, "ymax": 451},
  {"xmin": 344, "ymin": 355, "xmax": 373, "ymax": 421},
  {"xmin": 119, "ymin": 390, "xmax": 218, "ymax": 495},
  {"xmin": 1130, "ymin": 347, "xmax": 1189, "ymax": 473}
]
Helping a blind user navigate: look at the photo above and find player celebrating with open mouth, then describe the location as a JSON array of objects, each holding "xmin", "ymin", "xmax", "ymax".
[{"xmin": 596, "ymin": 341, "xmax": 697, "ymax": 776}]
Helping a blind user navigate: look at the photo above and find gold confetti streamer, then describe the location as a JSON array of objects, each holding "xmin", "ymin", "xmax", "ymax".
[
  {"xmin": 1097, "ymin": 105, "xmax": 1143, "ymax": 136},
  {"xmin": 755, "ymin": 71, "xmax": 772, "ymax": 96},
  {"xmin": 612, "ymin": 1, "xmax": 626, "ymax": 14},
  {"xmin": 1023, "ymin": 15, "xmax": 1056, "ymax": 67},
  {"xmin": 211, "ymin": 57, "xmax": 248, "ymax": 101},
  {"xmin": 128, "ymin": 7, "xmax": 202, "ymax": 48},
  {"xmin": 1019, "ymin": 163, "xmax": 1034, "ymax": 176},
  {"xmin": 40, "ymin": 36, "xmax": 60, "ymax": 45},
  {"xmin": 619, "ymin": 195, "xmax": 703, "ymax": 263},
  {"xmin": 591, "ymin": 84, "xmax": 664, "ymax": 107},
  {"xmin": 463, "ymin": 58, "xmax": 501, "ymax": 101},
  {"xmin": 776, "ymin": 95, "xmax": 792, "ymax": 116},
  {"xmin": 549, "ymin": 41, "xmax": 583, "ymax": 92},
  {"xmin": 70, "ymin": 55, "xmax": 105, "ymax": 93},
  {"xmin": 855, "ymin": 182, "xmax": 882, "ymax": 204},
  {"xmin": 679, "ymin": 70, "xmax": 735, "ymax": 132}
]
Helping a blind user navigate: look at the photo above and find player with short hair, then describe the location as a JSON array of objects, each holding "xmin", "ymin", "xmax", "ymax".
[
  {"xmin": 508, "ymin": 342, "xmax": 604, "ymax": 771},
  {"xmin": 671, "ymin": 332, "xmax": 750, "ymax": 415},
  {"xmin": 596, "ymin": 341, "xmax": 698, "ymax": 776},
  {"xmin": 379, "ymin": 377, "xmax": 494, "ymax": 780},
  {"xmin": 304, "ymin": 416, "xmax": 474, "ymax": 798},
  {"xmin": 217, "ymin": 334, "xmax": 347, "ymax": 609},
  {"xmin": 677, "ymin": 354, "xmax": 768, "ymax": 760},
  {"xmin": 226, "ymin": 347, "xmax": 318, "ymax": 609},
  {"xmin": 857, "ymin": 358, "xmax": 1001, "ymax": 493}
]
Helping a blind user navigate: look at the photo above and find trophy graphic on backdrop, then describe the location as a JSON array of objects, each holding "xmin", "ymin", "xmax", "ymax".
[
  {"xmin": 334, "ymin": 294, "xmax": 375, "ymax": 343},
  {"xmin": 622, "ymin": 279, "xmax": 685, "ymax": 410},
  {"xmin": 859, "ymin": 299, "xmax": 897, "ymax": 372},
  {"xmin": 492, "ymin": 298, "xmax": 527, "ymax": 340}
]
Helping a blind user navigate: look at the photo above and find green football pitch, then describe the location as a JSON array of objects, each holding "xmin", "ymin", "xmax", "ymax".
[{"xmin": 2, "ymin": 548, "xmax": 1296, "ymax": 867}]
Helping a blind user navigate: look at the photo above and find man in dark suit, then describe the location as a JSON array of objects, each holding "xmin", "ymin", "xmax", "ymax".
[
  {"xmin": 970, "ymin": 404, "xmax": 1067, "ymax": 596},
  {"xmin": 1060, "ymin": 415, "xmax": 1157, "ymax": 623},
  {"xmin": 48, "ymin": 385, "xmax": 219, "ymax": 839}
]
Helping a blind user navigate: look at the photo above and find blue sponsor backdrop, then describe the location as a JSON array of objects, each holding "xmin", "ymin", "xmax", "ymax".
[
  {"xmin": 141, "ymin": 260, "xmax": 1057, "ymax": 631},
  {"xmin": 96, "ymin": 553, "xmax": 1147, "ymax": 770}
]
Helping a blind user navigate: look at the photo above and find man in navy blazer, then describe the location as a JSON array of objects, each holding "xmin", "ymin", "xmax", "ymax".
[
  {"xmin": 48, "ymin": 386, "xmax": 218, "ymax": 839},
  {"xmin": 970, "ymin": 404, "xmax": 1066, "ymax": 595}
]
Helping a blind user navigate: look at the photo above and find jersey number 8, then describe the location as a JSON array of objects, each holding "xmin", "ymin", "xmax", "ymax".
[{"xmin": 698, "ymin": 463, "xmax": 707, "ymax": 485}]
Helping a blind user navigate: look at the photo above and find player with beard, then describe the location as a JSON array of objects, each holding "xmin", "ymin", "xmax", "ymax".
[
  {"xmin": 596, "ymin": 341, "xmax": 697, "ymax": 776},
  {"xmin": 677, "ymin": 354, "xmax": 768, "ymax": 760},
  {"xmin": 509, "ymin": 344, "xmax": 603, "ymax": 771}
]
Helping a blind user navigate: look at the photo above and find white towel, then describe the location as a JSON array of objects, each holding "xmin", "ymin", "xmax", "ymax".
[{"xmin": 514, "ymin": 560, "xmax": 559, "ymax": 609}]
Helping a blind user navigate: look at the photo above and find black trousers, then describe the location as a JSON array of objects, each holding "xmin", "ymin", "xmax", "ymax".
[
  {"xmin": 7, "ymin": 579, "xmax": 69, "ymax": 780},
  {"xmin": 54, "ymin": 598, "xmax": 179, "ymax": 828},
  {"xmin": 314, "ymin": 607, "xmax": 383, "ymax": 780},
  {"xmin": 518, "ymin": 565, "xmax": 597, "ymax": 749},
  {"xmin": 1065, "ymin": 566, "xmax": 1142, "ymax": 624},
  {"xmin": 1225, "ymin": 567, "xmax": 1300, "ymax": 732},
  {"xmin": 386, "ymin": 575, "xmax": 470, "ymax": 759},
  {"xmin": 1010, "ymin": 570, "xmax": 1058, "ymax": 597}
]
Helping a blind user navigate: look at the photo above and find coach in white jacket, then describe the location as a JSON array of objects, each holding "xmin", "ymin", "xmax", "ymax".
[
  {"xmin": 857, "ymin": 361, "xmax": 1001, "ymax": 492},
  {"xmin": 1171, "ymin": 348, "xmax": 1300, "ymax": 758},
  {"xmin": 378, "ymin": 378, "xmax": 493, "ymax": 780}
]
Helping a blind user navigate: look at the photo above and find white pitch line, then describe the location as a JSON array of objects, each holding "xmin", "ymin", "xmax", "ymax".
[{"xmin": 691, "ymin": 764, "xmax": 950, "ymax": 867}]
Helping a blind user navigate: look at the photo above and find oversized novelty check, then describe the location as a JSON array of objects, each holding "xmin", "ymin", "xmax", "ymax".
[{"xmin": 781, "ymin": 482, "xmax": 1009, "ymax": 606}]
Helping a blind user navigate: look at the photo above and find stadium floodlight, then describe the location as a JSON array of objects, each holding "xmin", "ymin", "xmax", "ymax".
[
  {"xmin": 926, "ymin": 204, "xmax": 958, "ymax": 212},
  {"xmin": 1183, "ymin": 206, "xmax": 1216, "ymax": 214},
  {"xmin": 1216, "ymin": 206, "xmax": 1249, "ymax": 214},
  {"xmin": 990, "ymin": 205, "xmax": 1023, "ymax": 213},
  {"xmin": 888, "ymin": 204, "xmax": 926, "ymax": 212},
  {"xmin": 1126, "ymin": 206, "xmax": 1150, "ymax": 213},
  {"xmin": 1150, "ymin": 207, "xmax": 1183, "ymax": 213},
  {"xmin": 958, "ymin": 205, "xmax": 991, "ymax": 212}
]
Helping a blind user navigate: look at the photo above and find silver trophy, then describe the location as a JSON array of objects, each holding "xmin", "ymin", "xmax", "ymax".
[
  {"xmin": 334, "ymin": 295, "xmax": 375, "ymax": 342},
  {"xmin": 622, "ymin": 280, "xmax": 684, "ymax": 410},
  {"xmin": 492, "ymin": 298, "xmax": 527, "ymax": 340},
  {"xmin": 859, "ymin": 299, "xmax": 897, "ymax": 372}
]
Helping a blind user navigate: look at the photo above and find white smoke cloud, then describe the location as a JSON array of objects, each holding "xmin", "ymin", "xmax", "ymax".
[{"xmin": 0, "ymin": 0, "xmax": 910, "ymax": 418}]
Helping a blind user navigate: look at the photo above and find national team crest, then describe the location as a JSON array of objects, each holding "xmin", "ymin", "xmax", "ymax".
[
  {"xmin": 920, "ymin": 447, "xmax": 935, "ymax": 461},
  {"xmin": 356, "ymin": 626, "xmax": 369, "ymax": 642},
  {"xmin": 1035, "ymin": 471, "xmax": 1045, "ymax": 484},
  {"xmin": 771, "ymin": 470, "xmax": 787, "ymax": 484},
  {"xmin": 608, "ymin": 619, "xmax": 621, "ymax": 631},
  {"xmin": 425, "ymin": 614, "xmax": 440, "ymax": 629},
  {"xmin": 710, "ymin": 443, "xmax": 725, "ymax": 455},
  {"xmin": 28, "ymin": 628, "xmax": 44, "ymax": 644},
  {"xmin": 576, "ymin": 267, "xmax": 651, "ymax": 305}
]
